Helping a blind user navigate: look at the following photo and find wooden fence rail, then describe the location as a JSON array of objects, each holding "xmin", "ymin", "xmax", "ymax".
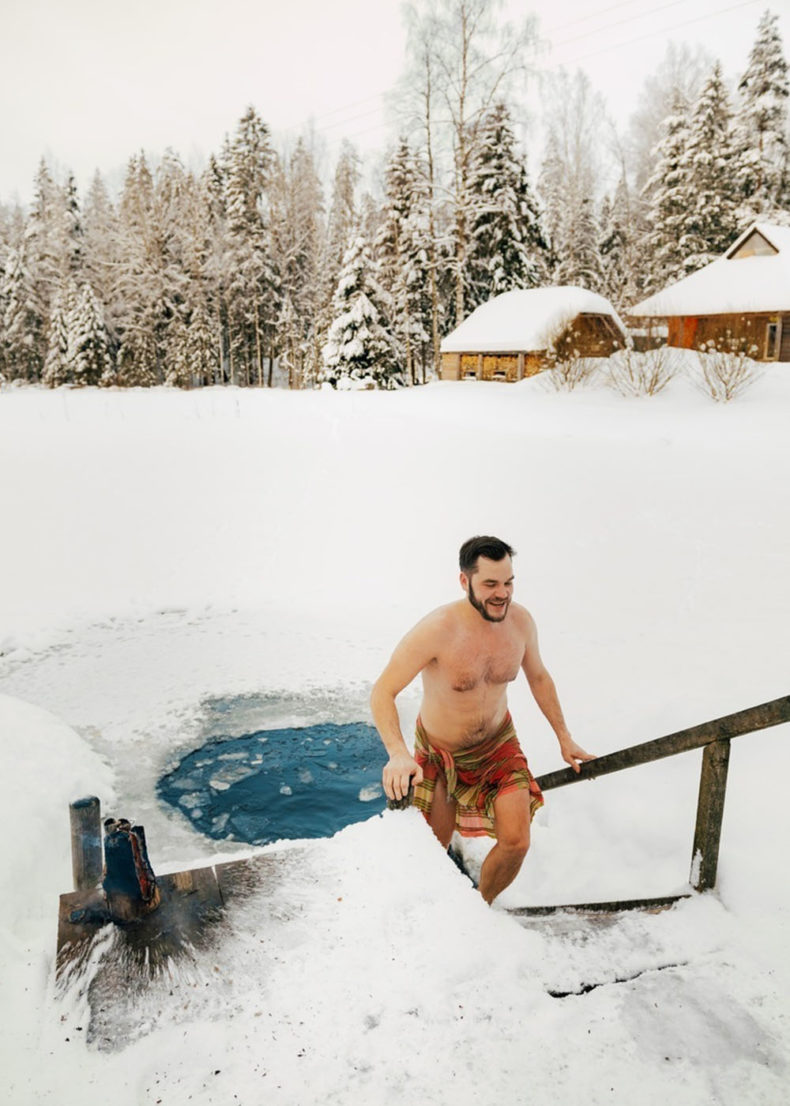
[{"xmin": 533, "ymin": 693, "xmax": 790, "ymax": 898}]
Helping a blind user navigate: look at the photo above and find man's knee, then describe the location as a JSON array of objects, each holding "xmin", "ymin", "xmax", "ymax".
[{"xmin": 496, "ymin": 830, "xmax": 530, "ymax": 861}]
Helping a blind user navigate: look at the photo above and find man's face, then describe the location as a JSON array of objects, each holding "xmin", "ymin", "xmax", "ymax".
[{"xmin": 462, "ymin": 555, "xmax": 514, "ymax": 623}]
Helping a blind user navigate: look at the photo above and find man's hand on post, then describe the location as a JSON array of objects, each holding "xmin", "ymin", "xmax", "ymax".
[
  {"xmin": 383, "ymin": 751, "xmax": 423, "ymax": 802},
  {"xmin": 559, "ymin": 737, "xmax": 596, "ymax": 774}
]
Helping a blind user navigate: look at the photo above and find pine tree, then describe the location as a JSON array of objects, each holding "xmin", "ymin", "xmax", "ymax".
[
  {"xmin": 322, "ymin": 236, "xmax": 401, "ymax": 389},
  {"xmin": 679, "ymin": 63, "xmax": 743, "ymax": 273},
  {"xmin": 642, "ymin": 91, "xmax": 693, "ymax": 291},
  {"xmin": 555, "ymin": 196, "xmax": 603, "ymax": 291},
  {"xmin": 68, "ymin": 283, "xmax": 112, "ymax": 386},
  {"xmin": 115, "ymin": 153, "xmax": 161, "ymax": 386},
  {"xmin": 42, "ymin": 279, "xmax": 78, "ymax": 386},
  {"xmin": 737, "ymin": 9, "xmax": 790, "ymax": 214},
  {"xmin": 223, "ymin": 106, "xmax": 279, "ymax": 386},
  {"xmin": 270, "ymin": 137, "xmax": 325, "ymax": 387},
  {"xmin": 375, "ymin": 137, "xmax": 433, "ymax": 384},
  {"xmin": 83, "ymin": 172, "xmax": 120, "ymax": 355},
  {"xmin": 1, "ymin": 246, "xmax": 44, "ymax": 381},
  {"xmin": 319, "ymin": 141, "xmax": 360, "ymax": 334},
  {"xmin": 599, "ymin": 175, "xmax": 641, "ymax": 308},
  {"xmin": 466, "ymin": 103, "xmax": 544, "ymax": 309}
]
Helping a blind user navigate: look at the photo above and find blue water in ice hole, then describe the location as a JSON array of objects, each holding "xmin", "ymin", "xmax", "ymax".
[{"xmin": 158, "ymin": 722, "xmax": 387, "ymax": 845}]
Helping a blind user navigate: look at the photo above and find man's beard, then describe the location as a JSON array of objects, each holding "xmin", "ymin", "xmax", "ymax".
[{"xmin": 467, "ymin": 580, "xmax": 510, "ymax": 623}]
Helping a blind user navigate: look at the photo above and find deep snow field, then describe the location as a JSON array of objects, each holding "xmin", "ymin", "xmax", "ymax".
[{"xmin": 1, "ymin": 369, "xmax": 789, "ymax": 1105}]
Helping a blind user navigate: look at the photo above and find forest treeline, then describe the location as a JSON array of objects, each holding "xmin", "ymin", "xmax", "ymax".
[{"xmin": 0, "ymin": 4, "xmax": 787, "ymax": 390}]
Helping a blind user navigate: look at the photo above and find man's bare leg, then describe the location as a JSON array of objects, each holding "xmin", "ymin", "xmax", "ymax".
[
  {"xmin": 478, "ymin": 790, "xmax": 531, "ymax": 905},
  {"xmin": 427, "ymin": 772, "xmax": 457, "ymax": 850}
]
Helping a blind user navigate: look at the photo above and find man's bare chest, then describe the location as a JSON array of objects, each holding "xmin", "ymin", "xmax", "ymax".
[{"xmin": 436, "ymin": 634, "xmax": 524, "ymax": 692}]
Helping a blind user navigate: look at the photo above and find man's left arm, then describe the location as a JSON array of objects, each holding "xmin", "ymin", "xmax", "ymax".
[{"xmin": 520, "ymin": 612, "xmax": 594, "ymax": 773}]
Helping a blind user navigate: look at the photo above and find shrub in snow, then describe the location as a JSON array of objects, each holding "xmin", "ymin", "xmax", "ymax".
[
  {"xmin": 545, "ymin": 353, "xmax": 600, "ymax": 391},
  {"xmin": 693, "ymin": 339, "xmax": 762, "ymax": 402},
  {"xmin": 606, "ymin": 345, "xmax": 676, "ymax": 397}
]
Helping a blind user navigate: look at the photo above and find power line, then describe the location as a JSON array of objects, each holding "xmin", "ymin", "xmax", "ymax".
[{"xmin": 555, "ymin": 0, "xmax": 762, "ymax": 67}]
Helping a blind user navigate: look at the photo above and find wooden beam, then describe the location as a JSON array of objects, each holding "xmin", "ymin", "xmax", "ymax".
[
  {"xmin": 69, "ymin": 796, "xmax": 102, "ymax": 892},
  {"xmin": 690, "ymin": 739, "xmax": 731, "ymax": 892},
  {"xmin": 508, "ymin": 894, "xmax": 691, "ymax": 917},
  {"xmin": 535, "ymin": 694, "xmax": 790, "ymax": 792}
]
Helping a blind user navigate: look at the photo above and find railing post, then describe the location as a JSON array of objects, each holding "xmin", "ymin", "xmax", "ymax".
[
  {"xmin": 69, "ymin": 796, "xmax": 103, "ymax": 891},
  {"xmin": 690, "ymin": 739, "xmax": 731, "ymax": 892}
]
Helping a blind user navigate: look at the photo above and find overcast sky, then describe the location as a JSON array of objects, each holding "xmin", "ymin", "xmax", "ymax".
[{"xmin": 1, "ymin": 0, "xmax": 787, "ymax": 205}]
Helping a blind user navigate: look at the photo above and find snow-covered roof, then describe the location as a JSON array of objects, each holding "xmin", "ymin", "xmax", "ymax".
[
  {"xmin": 440, "ymin": 287, "xmax": 627, "ymax": 353},
  {"xmin": 629, "ymin": 223, "xmax": 790, "ymax": 317}
]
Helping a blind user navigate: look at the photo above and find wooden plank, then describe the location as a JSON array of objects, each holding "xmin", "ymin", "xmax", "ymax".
[
  {"xmin": 507, "ymin": 894, "xmax": 691, "ymax": 917},
  {"xmin": 69, "ymin": 796, "xmax": 102, "ymax": 892},
  {"xmin": 690, "ymin": 739, "xmax": 730, "ymax": 892},
  {"xmin": 535, "ymin": 694, "xmax": 790, "ymax": 792}
]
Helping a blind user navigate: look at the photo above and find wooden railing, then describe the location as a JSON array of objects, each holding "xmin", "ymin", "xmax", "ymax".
[{"xmin": 533, "ymin": 694, "xmax": 790, "ymax": 899}]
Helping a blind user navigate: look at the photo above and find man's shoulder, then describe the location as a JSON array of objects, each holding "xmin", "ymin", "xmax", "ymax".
[{"xmin": 509, "ymin": 602, "xmax": 536, "ymax": 634}]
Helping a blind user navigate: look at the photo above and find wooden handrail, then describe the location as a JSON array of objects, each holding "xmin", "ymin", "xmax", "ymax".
[{"xmin": 535, "ymin": 694, "xmax": 790, "ymax": 792}]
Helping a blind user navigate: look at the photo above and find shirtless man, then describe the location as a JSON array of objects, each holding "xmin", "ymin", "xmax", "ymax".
[{"xmin": 370, "ymin": 535, "xmax": 593, "ymax": 905}]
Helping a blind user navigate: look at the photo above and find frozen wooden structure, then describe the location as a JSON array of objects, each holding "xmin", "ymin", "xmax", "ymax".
[
  {"xmin": 628, "ymin": 223, "xmax": 790, "ymax": 361},
  {"xmin": 440, "ymin": 287, "xmax": 627, "ymax": 382}
]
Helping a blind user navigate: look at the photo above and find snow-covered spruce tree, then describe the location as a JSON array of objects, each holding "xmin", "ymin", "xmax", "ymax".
[
  {"xmin": 641, "ymin": 91, "xmax": 692, "ymax": 292},
  {"xmin": 318, "ymin": 141, "xmax": 360, "ymax": 344},
  {"xmin": 42, "ymin": 279, "xmax": 78, "ymax": 386},
  {"xmin": 114, "ymin": 153, "xmax": 162, "ymax": 386},
  {"xmin": 270, "ymin": 137, "xmax": 325, "ymax": 387},
  {"xmin": 375, "ymin": 137, "xmax": 434, "ymax": 385},
  {"xmin": 556, "ymin": 195, "xmax": 603, "ymax": 292},
  {"xmin": 223, "ymin": 107, "xmax": 280, "ymax": 386},
  {"xmin": 68, "ymin": 283, "xmax": 112, "ymax": 386},
  {"xmin": 466, "ymin": 102, "xmax": 544, "ymax": 310},
  {"xmin": 1, "ymin": 245, "xmax": 44, "ymax": 381},
  {"xmin": 62, "ymin": 173, "xmax": 84, "ymax": 277},
  {"xmin": 599, "ymin": 174, "xmax": 642, "ymax": 309},
  {"xmin": 678, "ymin": 62, "xmax": 744, "ymax": 273},
  {"xmin": 322, "ymin": 236, "xmax": 401, "ymax": 389},
  {"xmin": 83, "ymin": 172, "xmax": 121, "ymax": 357},
  {"xmin": 737, "ymin": 9, "xmax": 790, "ymax": 216},
  {"xmin": 538, "ymin": 70, "xmax": 605, "ymax": 289}
]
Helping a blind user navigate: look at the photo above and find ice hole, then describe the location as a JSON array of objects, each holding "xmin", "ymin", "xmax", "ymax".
[{"xmin": 158, "ymin": 721, "xmax": 386, "ymax": 845}]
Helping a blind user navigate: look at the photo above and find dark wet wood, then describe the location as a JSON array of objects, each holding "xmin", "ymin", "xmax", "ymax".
[
  {"xmin": 69, "ymin": 796, "xmax": 102, "ymax": 891},
  {"xmin": 535, "ymin": 694, "xmax": 790, "ymax": 792},
  {"xmin": 691, "ymin": 738, "xmax": 731, "ymax": 892},
  {"xmin": 507, "ymin": 894, "xmax": 691, "ymax": 917}
]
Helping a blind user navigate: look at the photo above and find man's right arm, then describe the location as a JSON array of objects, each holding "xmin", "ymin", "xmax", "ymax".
[{"xmin": 370, "ymin": 616, "xmax": 440, "ymax": 801}]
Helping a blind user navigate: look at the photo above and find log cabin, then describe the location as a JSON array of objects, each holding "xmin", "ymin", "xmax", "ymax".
[
  {"xmin": 440, "ymin": 286, "xmax": 627, "ymax": 382},
  {"xmin": 628, "ymin": 223, "xmax": 790, "ymax": 362}
]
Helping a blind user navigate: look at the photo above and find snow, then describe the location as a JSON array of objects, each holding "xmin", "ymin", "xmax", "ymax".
[
  {"xmin": 440, "ymin": 286, "xmax": 627, "ymax": 353},
  {"xmin": 1, "ymin": 377, "xmax": 789, "ymax": 1105},
  {"xmin": 630, "ymin": 221, "xmax": 790, "ymax": 316}
]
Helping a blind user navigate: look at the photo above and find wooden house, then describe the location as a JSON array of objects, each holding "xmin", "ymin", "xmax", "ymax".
[
  {"xmin": 628, "ymin": 223, "xmax": 790, "ymax": 361},
  {"xmin": 440, "ymin": 287, "xmax": 627, "ymax": 382}
]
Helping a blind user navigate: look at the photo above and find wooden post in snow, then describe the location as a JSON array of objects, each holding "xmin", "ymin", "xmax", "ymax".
[
  {"xmin": 69, "ymin": 796, "xmax": 103, "ymax": 891},
  {"xmin": 690, "ymin": 738, "xmax": 731, "ymax": 892}
]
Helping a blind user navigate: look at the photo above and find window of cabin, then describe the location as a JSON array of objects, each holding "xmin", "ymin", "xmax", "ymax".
[
  {"xmin": 730, "ymin": 231, "xmax": 778, "ymax": 259},
  {"xmin": 765, "ymin": 320, "xmax": 780, "ymax": 360}
]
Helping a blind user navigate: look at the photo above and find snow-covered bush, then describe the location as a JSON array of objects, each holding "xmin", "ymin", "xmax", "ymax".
[
  {"xmin": 545, "ymin": 354, "xmax": 599, "ymax": 391},
  {"xmin": 606, "ymin": 345, "xmax": 676, "ymax": 396},
  {"xmin": 693, "ymin": 339, "xmax": 762, "ymax": 402}
]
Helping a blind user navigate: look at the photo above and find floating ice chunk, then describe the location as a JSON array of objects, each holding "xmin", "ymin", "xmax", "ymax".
[
  {"xmin": 298, "ymin": 768, "xmax": 314, "ymax": 784},
  {"xmin": 359, "ymin": 784, "xmax": 383, "ymax": 802},
  {"xmin": 179, "ymin": 791, "xmax": 205, "ymax": 809},
  {"xmin": 191, "ymin": 808, "xmax": 202, "ymax": 819},
  {"xmin": 209, "ymin": 762, "xmax": 257, "ymax": 789},
  {"xmin": 169, "ymin": 776, "xmax": 201, "ymax": 790},
  {"xmin": 279, "ymin": 784, "xmax": 293, "ymax": 796},
  {"xmin": 212, "ymin": 812, "xmax": 229, "ymax": 832},
  {"xmin": 218, "ymin": 750, "xmax": 248, "ymax": 761}
]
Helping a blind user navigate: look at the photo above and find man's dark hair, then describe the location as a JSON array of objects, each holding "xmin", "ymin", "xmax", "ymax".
[{"xmin": 459, "ymin": 535, "xmax": 515, "ymax": 576}]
